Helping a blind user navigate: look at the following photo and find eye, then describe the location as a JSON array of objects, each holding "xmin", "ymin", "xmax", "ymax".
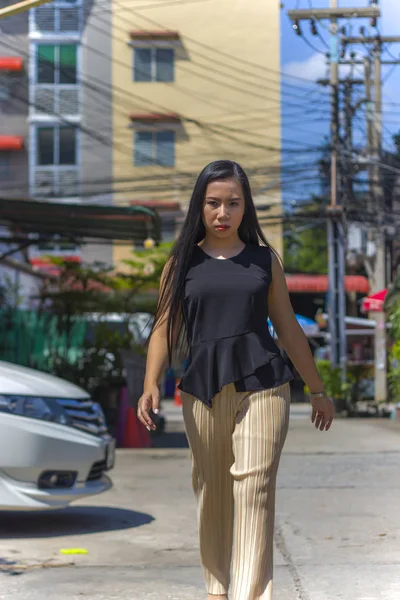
[
  {"xmin": 207, "ymin": 200, "xmax": 219, "ymax": 208},
  {"xmin": 230, "ymin": 201, "xmax": 239, "ymax": 206}
]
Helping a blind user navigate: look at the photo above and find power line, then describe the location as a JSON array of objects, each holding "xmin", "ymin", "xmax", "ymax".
[
  {"xmin": 2, "ymin": 157, "xmax": 324, "ymax": 192},
  {"xmin": 295, "ymin": 30, "xmax": 328, "ymax": 55},
  {"xmin": 85, "ymin": 7, "xmax": 327, "ymax": 111},
  {"xmin": 3, "ymin": 165, "xmax": 326, "ymax": 200},
  {"xmin": 114, "ymin": 4, "xmax": 332, "ymax": 88},
  {"xmin": 2, "ymin": 45, "xmax": 327, "ymax": 171},
  {"xmin": 1, "ymin": 36, "xmax": 328, "ymax": 155},
  {"xmin": 3, "ymin": 6, "xmax": 328, "ymax": 126},
  {"xmin": 1, "ymin": 7, "xmax": 332, "ymax": 206},
  {"xmin": 93, "ymin": 0, "xmax": 213, "ymax": 13}
]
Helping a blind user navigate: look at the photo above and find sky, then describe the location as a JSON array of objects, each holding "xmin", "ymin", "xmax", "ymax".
[{"xmin": 279, "ymin": 0, "xmax": 400, "ymax": 204}]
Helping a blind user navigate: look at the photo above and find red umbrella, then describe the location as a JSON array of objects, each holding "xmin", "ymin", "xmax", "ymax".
[{"xmin": 361, "ymin": 288, "xmax": 388, "ymax": 312}]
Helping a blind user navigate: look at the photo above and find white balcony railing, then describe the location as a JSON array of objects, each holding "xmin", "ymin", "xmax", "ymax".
[
  {"xmin": 31, "ymin": 85, "xmax": 80, "ymax": 116},
  {"xmin": 30, "ymin": 4, "xmax": 82, "ymax": 36},
  {"xmin": 32, "ymin": 166, "xmax": 80, "ymax": 198}
]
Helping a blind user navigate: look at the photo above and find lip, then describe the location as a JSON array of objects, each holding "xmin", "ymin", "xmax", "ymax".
[{"xmin": 215, "ymin": 225, "xmax": 230, "ymax": 230}]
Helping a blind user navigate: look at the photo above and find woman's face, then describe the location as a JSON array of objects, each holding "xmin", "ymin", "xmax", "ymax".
[{"xmin": 202, "ymin": 178, "xmax": 246, "ymax": 238}]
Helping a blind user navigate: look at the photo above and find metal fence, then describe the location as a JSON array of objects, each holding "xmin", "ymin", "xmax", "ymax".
[{"xmin": 0, "ymin": 309, "xmax": 86, "ymax": 372}]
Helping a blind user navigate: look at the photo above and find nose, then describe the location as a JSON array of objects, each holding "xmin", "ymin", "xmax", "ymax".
[{"xmin": 218, "ymin": 204, "xmax": 229, "ymax": 220}]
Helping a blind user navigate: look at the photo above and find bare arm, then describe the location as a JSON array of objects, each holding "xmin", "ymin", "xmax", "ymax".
[
  {"xmin": 268, "ymin": 252, "xmax": 334, "ymax": 431},
  {"xmin": 143, "ymin": 258, "xmax": 182, "ymax": 390},
  {"xmin": 268, "ymin": 252, "xmax": 324, "ymax": 394},
  {"xmin": 138, "ymin": 260, "xmax": 177, "ymax": 430},
  {"xmin": 143, "ymin": 315, "xmax": 169, "ymax": 392}
]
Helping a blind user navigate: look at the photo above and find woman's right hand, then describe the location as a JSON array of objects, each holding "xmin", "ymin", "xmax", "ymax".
[{"xmin": 137, "ymin": 385, "xmax": 160, "ymax": 431}]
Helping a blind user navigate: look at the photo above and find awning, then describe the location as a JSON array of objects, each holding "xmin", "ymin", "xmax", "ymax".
[
  {"xmin": 0, "ymin": 57, "xmax": 23, "ymax": 72},
  {"xmin": 130, "ymin": 31, "xmax": 180, "ymax": 41},
  {"xmin": 0, "ymin": 136, "xmax": 24, "ymax": 151},
  {"xmin": 361, "ymin": 289, "xmax": 387, "ymax": 313},
  {"xmin": 285, "ymin": 274, "xmax": 369, "ymax": 294},
  {"xmin": 0, "ymin": 197, "xmax": 161, "ymax": 243},
  {"xmin": 130, "ymin": 113, "xmax": 180, "ymax": 123}
]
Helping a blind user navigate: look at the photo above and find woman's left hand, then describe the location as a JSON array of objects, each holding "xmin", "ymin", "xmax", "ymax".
[{"xmin": 311, "ymin": 394, "xmax": 335, "ymax": 431}]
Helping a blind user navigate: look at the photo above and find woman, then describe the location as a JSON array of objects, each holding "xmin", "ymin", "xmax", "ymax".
[{"xmin": 137, "ymin": 160, "xmax": 334, "ymax": 600}]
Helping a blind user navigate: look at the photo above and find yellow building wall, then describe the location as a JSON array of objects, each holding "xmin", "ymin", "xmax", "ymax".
[{"xmin": 111, "ymin": 0, "xmax": 283, "ymax": 266}]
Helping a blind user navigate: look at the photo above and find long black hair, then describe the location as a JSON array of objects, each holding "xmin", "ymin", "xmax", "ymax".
[{"xmin": 150, "ymin": 160, "xmax": 275, "ymax": 364}]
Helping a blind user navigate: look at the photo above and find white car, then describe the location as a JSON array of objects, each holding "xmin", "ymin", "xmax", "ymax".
[{"xmin": 0, "ymin": 361, "xmax": 115, "ymax": 511}]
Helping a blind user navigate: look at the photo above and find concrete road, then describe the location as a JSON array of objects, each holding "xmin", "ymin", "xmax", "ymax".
[{"xmin": 1, "ymin": 403, "xmax": 400, "ymax": 600}]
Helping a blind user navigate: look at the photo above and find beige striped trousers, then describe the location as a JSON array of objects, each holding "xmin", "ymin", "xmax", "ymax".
[{"xmin": 181, "ymin": 382, "xmax": 291, "ymax": 600}]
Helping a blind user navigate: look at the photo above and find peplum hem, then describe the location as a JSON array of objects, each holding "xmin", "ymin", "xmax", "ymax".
[{"xmin": 177, "ymin": 331, "xmax": 281, "ymax": 407}]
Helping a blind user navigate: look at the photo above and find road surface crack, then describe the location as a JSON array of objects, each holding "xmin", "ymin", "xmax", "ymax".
[{"xmin": 275, "ymin": 523, "xmax": 310, "ymax": 600}]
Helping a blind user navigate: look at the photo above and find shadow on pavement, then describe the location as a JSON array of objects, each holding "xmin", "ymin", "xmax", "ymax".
[{"xmin": 0, "ymin": 506, "xmax": 154, "ymax": 539}]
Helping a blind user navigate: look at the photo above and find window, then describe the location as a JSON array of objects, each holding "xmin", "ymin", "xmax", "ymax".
[
  {"xmin": 31, "ymin": 124, "xmax": 79, "ymax": 197},
  {"xmin": 37, "ymin": 126, "xmax": 77, "ymax": 165},
  {"xmin": 36, "ymin": 44, "xmax": 78, "ymax": 85},
  {"xmin": 134, "ymin": 131, "xmax": 175, "ymax": 167},
  {"xmin": 133, "ymin": 48, "xmax": 174, "ymax": 82}
]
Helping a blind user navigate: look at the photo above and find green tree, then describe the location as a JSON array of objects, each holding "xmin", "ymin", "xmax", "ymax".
[
  {"xmin": 384, "ymin": 265, "xmax": 400, "ymax": 402},
  {"xmin": 283, "ymin": 196, "xmax": 328, "ymax": 273},
  {"xmin": 34, "ymin": 243, "xmax": 173, "ymax": 388},
  {"xmin": 382, "ymin": 133, "xmax": 400, "ymax": 217},
  {"xmin": 39, "ymin": 241, "xmax": 172, "ymax": 319},
  {"xmin": 384, "ymin": 264, "xmax": 400, "ymax": 314}
]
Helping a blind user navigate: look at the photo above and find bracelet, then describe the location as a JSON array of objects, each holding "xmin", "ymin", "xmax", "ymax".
[{"xmin": 309, "ymin": 391, "xmax": 326, "ymax": 399}]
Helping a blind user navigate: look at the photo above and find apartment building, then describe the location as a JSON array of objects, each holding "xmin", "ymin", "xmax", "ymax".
[
  {"xmin": 0, "ymin": 0, "xmax": 114, "ymax": 267},
  {"xmin": 1, "ymin": 0, "xmax": 283, "ymax": 277},
  {"xmin": 111, "ymin": 0, "xmax": 283, "ymax": 268}
]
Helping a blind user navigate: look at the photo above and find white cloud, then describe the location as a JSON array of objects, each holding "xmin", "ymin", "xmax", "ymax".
[
  {"xmin": 282, "ymin": 50, "xmax": 363, "ymax": 82},
  {"xmin": 282, "ymin": 52, "xmax": 328, "ymax": 81}
]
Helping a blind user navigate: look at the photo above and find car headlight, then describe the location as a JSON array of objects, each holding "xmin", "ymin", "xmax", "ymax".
[
  {"xmin": 0, "ymin": 395, "xmax": 72, "ymax": 425},
  {"xmin": 93, "ymin": 402, "xmax": 106, "ymax": 425}
]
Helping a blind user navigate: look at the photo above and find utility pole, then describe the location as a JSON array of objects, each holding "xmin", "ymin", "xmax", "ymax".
[
  {"xmin": 329, "ymin": 0, "xmax": 338, "ymax": 213},
  {"xmin": 318, "ymin": 76, "xmax": 361, "ymax": 207},
  {"xmin": 287, "ymin": 3, "xmax": 379, "ymax": 380},
  {"xmin": 341, "ymin": 35, "xmax": 400, "ymax": 404},
  {"xmin": 364, "ymin": 56, "xmax": 374, "ymax": 220},
  {"xmin": 343, "ymin": 78, "xmax": 354, "ymax": 207},
  {"xmin": 326, "ymin": 0, "xmax": 347, "ymax": 380},
  {"xmin": 371, "ymin": 40, "xmax": 387, "ymax": 403}
]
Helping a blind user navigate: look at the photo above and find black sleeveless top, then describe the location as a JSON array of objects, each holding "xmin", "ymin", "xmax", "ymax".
[{"xmin": 177, "ymin": 244, "xmax": 293, "ymax": 407}]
